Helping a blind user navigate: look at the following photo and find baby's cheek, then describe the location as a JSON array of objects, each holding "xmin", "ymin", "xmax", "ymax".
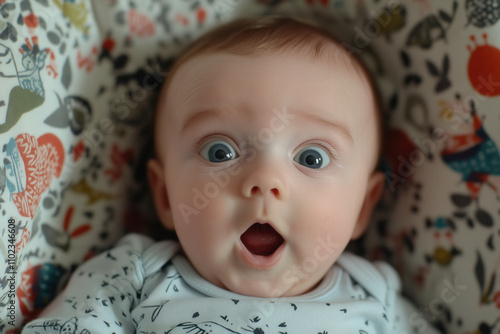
[
  {"xmin": 177, "ymin": 192, "xmax": 235, "ymax": 235},
  {"xmin": 307, "ymin": 202, "xmax": 355, "ymax": 244},
  {"xmin": 171, "ymin": 173, "xmax": 214, "ymax": 219}
]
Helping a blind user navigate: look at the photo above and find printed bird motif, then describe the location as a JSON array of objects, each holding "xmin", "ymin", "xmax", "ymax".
[{"xmin": 440, "ymin": 102, "xmax": 500, "ymax": 200}]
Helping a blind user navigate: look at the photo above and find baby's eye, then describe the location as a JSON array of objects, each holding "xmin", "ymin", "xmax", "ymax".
[
  {"xmin": 293, "ymin": 146, "xmax": 331, "ymax": 169},
  {"xmin": 200, "ymin": 140, "xmax": 238, "ymax": 163}
]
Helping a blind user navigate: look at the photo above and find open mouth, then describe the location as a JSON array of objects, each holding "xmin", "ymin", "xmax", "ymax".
[{"xmin": 240, "ymin": 223, "xmax": 285, "ymax": 256}]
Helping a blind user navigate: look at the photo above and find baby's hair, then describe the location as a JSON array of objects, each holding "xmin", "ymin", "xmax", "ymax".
[{"xmin": 156, "ymin": 16, "xmax": 384, "ymax": 169}]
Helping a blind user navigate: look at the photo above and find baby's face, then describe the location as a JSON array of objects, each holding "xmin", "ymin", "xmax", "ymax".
[{"xmin": 150, "ymin": 51, "xmax": 383, "ymax": 297}]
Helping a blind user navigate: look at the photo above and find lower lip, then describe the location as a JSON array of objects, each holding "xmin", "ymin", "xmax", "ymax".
[{"xmin": 238, "ymin": 241, "xmax": 285, "ymax": 269}]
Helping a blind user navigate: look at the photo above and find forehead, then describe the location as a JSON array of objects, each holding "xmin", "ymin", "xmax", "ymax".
[{"xmin": 164, "ymin": 51, "xmax": 374, "ymax": 121}]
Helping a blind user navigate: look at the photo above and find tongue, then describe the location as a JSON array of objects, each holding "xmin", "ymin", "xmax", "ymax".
[{"xmin": 240, "ymin": 223, "xmax": 284, "ymax": 256}]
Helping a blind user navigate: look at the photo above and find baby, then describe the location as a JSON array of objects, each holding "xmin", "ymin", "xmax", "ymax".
[{"xmin": 23, "ymin": 17, "xmax": 438, "ymax": 334}]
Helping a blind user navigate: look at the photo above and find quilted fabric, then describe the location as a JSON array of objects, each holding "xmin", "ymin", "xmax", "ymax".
[{"xmin": 0, "ymin": 0, "xmax": 498, "ymax": 333}]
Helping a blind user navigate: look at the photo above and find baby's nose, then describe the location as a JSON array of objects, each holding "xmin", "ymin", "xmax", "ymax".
[{"xmin": 241, "ymin": 160, "xmax": 288, "ymax": 200}]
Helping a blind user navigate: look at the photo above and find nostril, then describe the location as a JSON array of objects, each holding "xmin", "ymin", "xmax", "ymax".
[
  {"xmin": 248, "ymin": 186, "xmax": 280, "ymax": 198},
  {"xmin": 251, "ymin": 186, "xmax": 260, "ymax": 195}
]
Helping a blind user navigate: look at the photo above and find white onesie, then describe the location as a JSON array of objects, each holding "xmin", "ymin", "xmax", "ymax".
[{"xmin": 22, "ymin": 234, "xmax": 438, "ymax": 334}]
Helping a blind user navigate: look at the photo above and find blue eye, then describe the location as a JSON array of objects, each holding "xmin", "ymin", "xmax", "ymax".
[
  {"xmin": 293, "ymin": 146, "xmax": 331, "ymax": 169},
  {"xmin": 200, "ymin": 140, "xmax": 238, "ymax": 163}
]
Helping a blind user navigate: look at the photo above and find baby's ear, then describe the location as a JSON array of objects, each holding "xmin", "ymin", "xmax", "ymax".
[
  {"xmin": 147, "ymin": 159, "xmax": 175, "ymax": 230},
  {"xmin": 351, "ymin": 171, "xmax": 385, "ymax": 240}
]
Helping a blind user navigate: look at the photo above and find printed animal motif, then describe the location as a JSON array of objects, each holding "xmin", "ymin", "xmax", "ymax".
[
  {"xmin": 425, "ymin": 217, "xmax": 462, "ymax": 267},
  {"xmin": 406, "ymin": 1, "xmax": 458, "ymax": 49},
  {"xmin": 0, "ymin": 40, "xmax": 46, "ymax": 133},
  {"xmin": 440, "ymin": 102, "xmax": 500, "ymax": 200},
  {"xmin": 16, "ymin": 37, "xmax": 49, "ymax": 97},
  {"xmin": 425, "ymin": 54, "xmax": 451, "ymax": 92}
]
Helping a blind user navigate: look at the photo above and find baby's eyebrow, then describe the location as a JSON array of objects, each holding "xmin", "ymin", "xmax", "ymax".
[
  {"xmin": 297, "ymin": 113, "xmax": 353, "ymax": 145},
  {"xmin": 180, "ymin": 108, "xmax": 233, "ymax": 133},
  {"xmin": 179, "ymin": 108, "xmax": 353, "ymax": 145}
]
